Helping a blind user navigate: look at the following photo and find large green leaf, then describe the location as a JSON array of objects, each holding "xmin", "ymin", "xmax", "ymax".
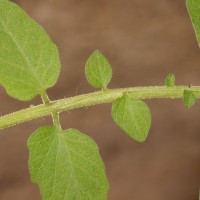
[
  {"xmin": 28, "ymin": 126, "xmax": 109, "ymax": 200},
  {"xmin": 112, "ymin": 94, "xmax": 151, "ymax": 142},
  {"xmin": 187, "ymin": 0, "xmax": 200, "ymax": 47},
  {"xmin": 85, "ymin": 50, "xmax": 112, "ymax": 89},
  {"xmin": 0, "ymin": 1, "xmax": 60, "ymax": 100}
]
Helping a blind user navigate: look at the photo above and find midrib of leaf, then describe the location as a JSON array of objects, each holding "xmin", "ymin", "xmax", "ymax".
[
  {"xmin": 88, "ymin": 59, "xmax": 103, "ymax": 87},
  {"xmin": 0, "ymin": 18, "xmax": 42, "ymax": 88},
  {"xmin": 103, "ymin": 59, "xmax": 111, "ymax": 85},
  {"xmin": 121, "ymin": 98, "xmax": 126, "ymax": 127},
  {"xmin": 31, "ymin": 132, "xmax": 84, "ymax": 200},
  {"xmin": 117, "ymin": 98, "xmax": 143, "ymax": 135},
  {"xmin": 130, "ymin": 102, "xmax": 149, "ymax": 130},
  {"xmin": 60, "ymin": 135, "xmax": 99, "ymax": 200},
  {"xmin": 96, "ymin": 52, "xmax": 105, "ymax": 88},
  {"xmin": 129, "ymin": 109, "xmax": 144, "ymax": 134},
  {"xmin": 60, "ymin": 135, "xmax": 83, "ymax": 200}
]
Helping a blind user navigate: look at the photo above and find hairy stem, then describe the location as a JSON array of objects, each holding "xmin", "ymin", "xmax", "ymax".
[{"xmin": 0, "ymin": 86, "xmax": 200, "ymax": 130}]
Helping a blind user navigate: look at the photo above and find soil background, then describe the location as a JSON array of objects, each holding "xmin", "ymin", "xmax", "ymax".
[{"xmin": 0, "ymin": 0, "xmax": 200, "ymax": 200}]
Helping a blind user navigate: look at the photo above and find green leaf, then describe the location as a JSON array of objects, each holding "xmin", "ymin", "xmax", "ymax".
[
  {"xmin": 28, "ymin": 126, "xmax": 109, "ymax": 200},
  {"xmin": 165, "ymin": 73, "xmax": 175, "ymax": 87},
  {"xmin": 112, "ymin": 94, "xmax": 151, "ymax": 142},
  {"xmin": 187, "ymin": 0, "xmax": 200, "ymax": 47},
  {"xmin": 85, "ymin": 50, "xmax": 112, "ymax": 89},
  {"xmin": 0, "ymin": 1, "xmax": 61, "ymax": 101},
  {"xmin": 183, "ymin": 90, "xmax": 196, "ymax": 108}
]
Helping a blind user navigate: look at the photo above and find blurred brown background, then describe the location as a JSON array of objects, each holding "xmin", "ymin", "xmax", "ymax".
[{"xmin": 0, "ymin": 0, "xmax": 200, "ymax": 199}]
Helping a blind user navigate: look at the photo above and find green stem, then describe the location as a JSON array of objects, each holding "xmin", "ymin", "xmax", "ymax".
[{"xmin": 0, "ymin": 86, "xmax": 199, "ymax": 130}]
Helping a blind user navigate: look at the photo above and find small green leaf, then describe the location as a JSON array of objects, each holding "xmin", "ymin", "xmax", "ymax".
[
  {"xmin": 112, "ymin": 94, "xmax": 151, "ymax": 142},
  {"xmin": 165, "ymin": 73, "xmax": 175, "ymax": 87},
  {"xmin": 0, "ymin": 1, "xmax": 61, "ymax": 100},
  {"xmin": 28, "ymin": 126, "xmax": 109, "ymax": 200},
  {"xmin": 85, "ymin": 50, "xmax": 112, "ymax": 89},
  {"xmin": 183, "ymin": 90, "xmax": 196, "ymax": 108},
  {"xmin": 187, "ymin": 0, "xmax": 200, "ymax": 47}
]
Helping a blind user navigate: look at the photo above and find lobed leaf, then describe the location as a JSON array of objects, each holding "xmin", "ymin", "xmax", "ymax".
[
  {"xmin": 85, "ymin": 50, "xmax": 112, "ymax": 89},
  {"xmin": 28, "ymin": 126, "xmax": 109, "ymax": 200},
  {"xmin": 186, "ymin": 0, "xmax": 200, "ymax": 47},
  {"xmin": 165, "ymin": 73, "xmax": 175, "ymax": 87},
  {"xmin": 0, "ymin": 1, "xmax": 61, "ymax": 100},
  {"xmin": 183, "ymin": 89, "xmax": 196, "ymax": 108},
  {"xmin": 112, "ymin": 94, "xmax": 151, "ymax": 142}
]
